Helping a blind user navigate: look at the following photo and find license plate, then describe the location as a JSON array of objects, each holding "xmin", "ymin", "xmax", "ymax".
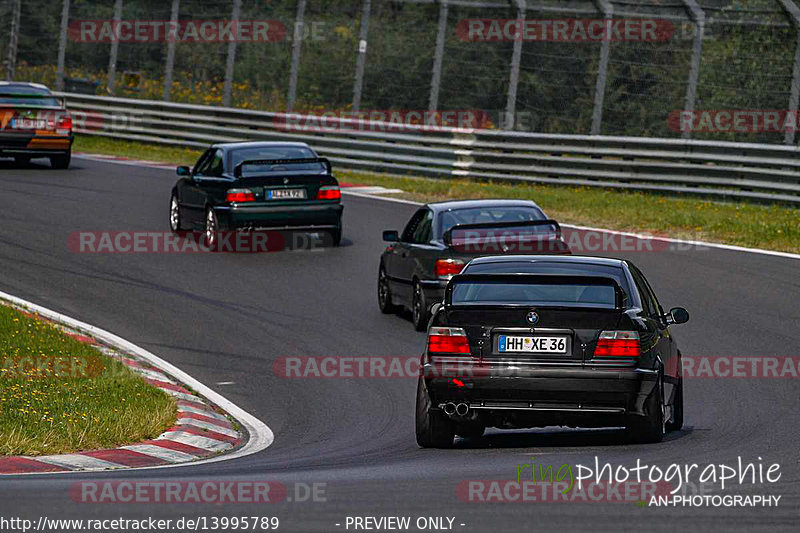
[
  {"xmin": 266, "ymin": 188, "xmax": 306, "ymax": 200},
  {"xmin": 498, "ymin": 335, "xmax": 568, "ymax": 354}
]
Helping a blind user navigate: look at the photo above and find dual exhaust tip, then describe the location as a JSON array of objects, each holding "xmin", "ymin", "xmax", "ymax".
[{"xmin": 443, "ymin": 402, "xmax": 469, "ymax": 417}]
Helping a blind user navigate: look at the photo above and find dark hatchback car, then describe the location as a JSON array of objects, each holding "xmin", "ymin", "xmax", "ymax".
[
  {"xmin": 379, "ymin": 199, "xmax": 569, "ymax": 330},
  {"xmin": 0, "ymin": 82, "xmax": 72, "ymax": 168},
  {"xmin": 170, "ymin": 141, "xmax": 343, "ymax": 247},
  {"xmin": 415, "ymin": 255, "xmax": 689, "ymax": 448}
]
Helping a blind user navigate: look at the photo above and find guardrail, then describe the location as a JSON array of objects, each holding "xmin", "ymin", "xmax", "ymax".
[{"xmin": 57, "ymin": 92, "xmax": 800, "ymax": 204}]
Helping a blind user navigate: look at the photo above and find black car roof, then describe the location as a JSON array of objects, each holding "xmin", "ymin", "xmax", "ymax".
[
  {"xmin": 212, "ymin": 141, "xmax": 313, "ymax": 151},
  {"xmin": 0, "ymin": 82, "xmax": 52, "ymax": 93},
  {"xmin": 426, "ymin": 199, "xmax": 543, "ymax": 212},
  {"xmin": 467, "ymin": 255, "xmax": 627, "ymax": 268}
]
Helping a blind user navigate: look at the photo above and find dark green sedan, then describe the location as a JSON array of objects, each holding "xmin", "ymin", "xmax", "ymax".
[{"xmin": 169, "ymin": 141, "xmax": 343, "ymax": 248}]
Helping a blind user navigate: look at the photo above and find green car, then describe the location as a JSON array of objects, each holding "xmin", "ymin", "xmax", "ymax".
[{"xmin": 169, "ymin": 141, "xmax": 343, "ymax": 248}]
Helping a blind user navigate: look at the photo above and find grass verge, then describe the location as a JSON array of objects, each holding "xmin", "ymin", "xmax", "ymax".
[
  {"xmin": 74, "ymin": 135, "xmax": 800, "ymax": 254},
  {"xmin": 0, "ymin": 304, "xmax": 176, "ymax": 456}
]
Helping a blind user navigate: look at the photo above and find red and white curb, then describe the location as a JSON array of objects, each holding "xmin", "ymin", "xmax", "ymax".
[{"xmin": 0, "ymin": 291, "xmax": 274, "ymax": 476}]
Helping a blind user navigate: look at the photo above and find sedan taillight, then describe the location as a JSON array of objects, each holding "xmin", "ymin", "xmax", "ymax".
[
  {"xmin": 594, "ymin": 331, "xmax": 641, "ymax": 357},
  {"xmin": 427, "ymin": 327, "xmax": 470, "ymax": 355},
  {"xmin": 317, "ymin": 186, "xmax": 341, "ymax": 200},
  {"xmin": 434, "ymin": 259, "xmax": 465, "ymax": 278},
  {"xmin": 226, "ymin": 188, "xmax": 255, "ymax": 203}
]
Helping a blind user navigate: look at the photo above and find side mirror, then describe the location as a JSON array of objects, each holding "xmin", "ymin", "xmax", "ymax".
[
  {"xmin": 176, "ymin": 165, "xmax": 191, "ymax": 177},
  {"xmin": 383, "ymin": 230, "xmax": 399, "ymax": 242},
  {"xmin": 429, "ymin": 302, "xmax": 443, "ymax": 316},
  {"xmin": 668, "ymin": 307, "xmax": 689, "ymax": 325}
]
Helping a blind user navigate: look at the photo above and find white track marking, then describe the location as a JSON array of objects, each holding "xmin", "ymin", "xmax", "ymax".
[
  {"xmin": 35, "ymin": 455, "xmax": 124, "ymax": 471},
  {"xmin": 122, "ymin": 444, "xmax": 198, "ymax": 463},
  {"xmin": 0, "ymin": 289, "xmax": 274, "ymax": 475},
  {"xmin": 157, "ymin": 432, "xmax": 233, "ymax": 452},
  {"xmin": 176, "ymin": 418, "xmax": 238, "ymax": 437}
]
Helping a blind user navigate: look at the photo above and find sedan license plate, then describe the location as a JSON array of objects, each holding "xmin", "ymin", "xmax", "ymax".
[
  {"xmin": 267, "ymin": 188, "xmax": 306, "ymax": 200},
  {"xmin": 498, "ymin": 335, "xmax": 568, "ymax": 354}
]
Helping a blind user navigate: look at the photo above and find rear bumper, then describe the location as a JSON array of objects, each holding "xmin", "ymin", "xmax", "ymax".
[
  {"xmin": 217, "ymin": 203, "xmax": 343, "ymax": 230},
  {"xmin": 423, "ymin": 365, "xmax": 657, "ymax": 425},
  {"xmin": 0, "ymin": 133, "xmax": 73, "ymax": 156},
  {"xmin": 419, "ymin": 279, "xmax": 447, "ymax": 304}
]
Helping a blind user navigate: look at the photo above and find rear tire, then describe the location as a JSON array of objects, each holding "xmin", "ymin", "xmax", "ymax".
[
  {"xmin": 330, "ymin": 224, "xmax": 342, "ymax": 246},
  {"xmin": 629, "ymin": 374, "xmax": 665, "ymax": 444},
  {"xmin": 455, "ymin": 423, "xmax": 485, "ymax": 439},
  {"xmin": 666, "ymin": 377, "xmax": 683, "ymax": 432},
  {"xmin": 204, "ymin": 207, "xmax": 220, "ymax": 251},
  {"xmin": 415, "ymin": 378, "xmax": 455, "ymax": 448},
  {"xmin": 50, "ymin": 151, "xmax": 71, "ymax": 169},
  {"xmin": 169, "ymin": 193, "xmax": 184, "ymax": 232},
  {"xmin": 412, "ymin": 281, "xmax": 429, "ymax": 332},
  {"xmin": 378, "ymin": 267, "xmax": 399, "ymax": 314}
]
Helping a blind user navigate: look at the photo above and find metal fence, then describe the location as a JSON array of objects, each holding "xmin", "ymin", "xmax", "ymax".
[
  {"xmin": 60, "ymin": 92, "xmax": 800, "ymax": 204},
  {"xmin": 6, "ymin": 1, "xmax": 800, "ymax": 145}
]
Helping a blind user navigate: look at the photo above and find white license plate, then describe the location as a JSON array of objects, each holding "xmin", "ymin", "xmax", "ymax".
[
  {"xmin": 267, "ymin": 188, "xmax": 306, "ymax": 200},
  {"xmin": 498, "ymin": 335, "xmax": 568, "ymax": 354}
]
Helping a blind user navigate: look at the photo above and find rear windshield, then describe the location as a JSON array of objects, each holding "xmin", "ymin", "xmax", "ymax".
[
  {"xmin": 0, "ymin": 86, "xmax": 60, "ymax": 107},
  {"xmin": 230, "ymin": 146, "xmax": 325, "ymax": 175},
  {"xmin": 463, "ymin": 261, "xmax": 630, "ymax": 296},
  {"xmin": 450, "ymin": 280, "xmax": 617, "ymax": 308},
  {"xmin": 439, "ymin": 206, "xmax": 546, "ymax": 237}
]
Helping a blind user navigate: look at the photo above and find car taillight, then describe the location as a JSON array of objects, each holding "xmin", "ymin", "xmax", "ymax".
[
  {"xmin": 435, "ymin": 259, "xmax": 465, "ymax": 278},
  {"xmin": 226, "ymin": 189, "xmax": 255, "ymax": 203},
  {"xmin": 57, "ymin": 114, "xmax": 72, "ymax": 130},
  {"xmin": 594, "ymin": 331, "xmax": 641, "ymax": 357},
  {"xmin": 317, "ymin": 186, "xmax": 341, "ymax": 200},
  {"xmin": 427, "ymin": 327, "xmax": 470, "ymax": 355}
]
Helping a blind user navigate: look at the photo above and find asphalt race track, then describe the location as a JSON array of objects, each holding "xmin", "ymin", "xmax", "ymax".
[{"xmin": 0, "ymin": 157, "xmax": 798, "ymax": 532}]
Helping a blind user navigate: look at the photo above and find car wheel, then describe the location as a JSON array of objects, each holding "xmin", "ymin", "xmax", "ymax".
[
  {"xmin": 629, "ymin": 374, "xmax": 665, "ymax": 444},
  {"xmin": 169, "ymin": 193, "xmax": 183, "ymax": 232},
  {"xmin": 455, "ymin": 423, "xmax": 485, "ymax": 439},
  {"xmin": 50, "ymin": 151, "xmax": 71, "ymax": 169},
  {"xmin": 412, "ymin": 281, "xmax": 429, "ymax": 331},
  {"xmin": 666, "ymin": 377, "xmax": 683, "ymax": 432},
  {"xmin": 204, "ymin": 207, "xmax": 219, "ymax": 250},
  {"xmin": 14, "ymin": 156, "xmax": 30, "ymax": 166},
  {"xmin": 378, "ymin": 267, "xmax": 399, "ymax": 314},
  {"xmin": 415, "ymin": 378, "xmax": 455, "ymax": 448},
  {"xmin": 330, "ymin": 224, "xmax": 342, "ymax": 247}
]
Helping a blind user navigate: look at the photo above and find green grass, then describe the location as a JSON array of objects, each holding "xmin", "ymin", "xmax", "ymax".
[
  {"xmin": 0, "ymin": 304, "xmax": 176, "ymax": 456},
  {"xmin": 74, "ymin": 135, "xmax": 800, "ymax": 254}
]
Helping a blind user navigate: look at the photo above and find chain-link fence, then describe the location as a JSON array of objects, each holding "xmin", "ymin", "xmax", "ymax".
[{"xmin": 4, "ymin": 0, "xmax": 800, "ymax": 144}]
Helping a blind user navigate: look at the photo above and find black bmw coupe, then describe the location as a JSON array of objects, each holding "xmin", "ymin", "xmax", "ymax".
[
  {"xmin": 415, "ymin": 254, "xmax": 689, "ymax": 447},
  {"xmin": 170, "ymin": 141, "xmax": 343, "ymax": 247},
  {"xmin": 379, "ymin": 199, "xmax": 569, "ymax": 330}
]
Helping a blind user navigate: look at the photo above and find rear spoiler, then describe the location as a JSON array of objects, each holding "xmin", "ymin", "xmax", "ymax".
[
  {"xmin": 233, "ymin": 157, "xmax": 331, "ymax": 178},
  {"xmin": 445, "ymin": 273, "xmax": 627, "ymax": 309},
  {"xmin": 442, "ymin": 219, "xmax": 561, "ymax": 246}
]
